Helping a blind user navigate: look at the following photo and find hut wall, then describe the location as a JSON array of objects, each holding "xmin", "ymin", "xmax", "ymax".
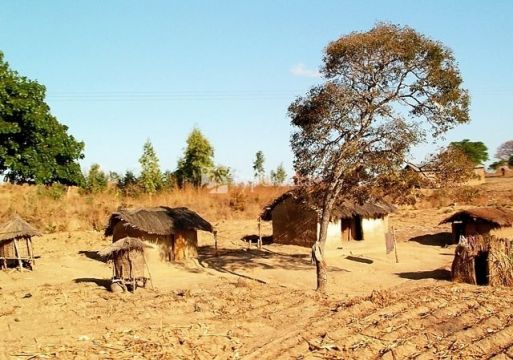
[
  {"xmin": 0, "ymin": 238, "xmax": 31, "ymax": 259},
  {"xmin": 323, "ymin": 220, "xmax": 342, "ymax": 249},
  {"xmin": 464, "ymin": 167, "xmax": 486, "ymax": 186},
  {"xmin": 113, "ymin": 250, "xmax": 145, "ymax": 280},
  {"xmin": 112, "ymin": 222, "xmax": 173, "ymax": 261},
  {"xmin": 361, "ymin": 217, "xmax": 388, "ymax": 242},
  {"xmin": 173, "ymin": 230, "xmax": 198, "ymax": 261},
  {"xmin": 272, "ymin": 197, "xmax": 318, "ymax": 247}
]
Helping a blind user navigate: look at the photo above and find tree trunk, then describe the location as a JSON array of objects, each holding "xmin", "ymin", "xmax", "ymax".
[{"xmin": 313, "ymin": 197, "xmax": 336, "ymax": 293}]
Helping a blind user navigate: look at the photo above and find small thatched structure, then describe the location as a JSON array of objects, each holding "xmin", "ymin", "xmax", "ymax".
[
  {"xmin": 105, "ymin": 207, "xmax": 213, "ymax": 262},
  {"xmin": 98, "ymin": 237, "xmax": 151, "ymax": 292},
  {"xmin": 261, "ymin": 191, "xmax": 394, "ymax": 248},
  {"xmin": 0, "ymin": 216, "xmax": 40, "ymax": 270},
  {"xmin": 440, "ymin": 207, "xmax": 513, "ymax": 244},
  {"xmin": 451, "ymin": 235, "xmax": 513, "ymax": 287}
]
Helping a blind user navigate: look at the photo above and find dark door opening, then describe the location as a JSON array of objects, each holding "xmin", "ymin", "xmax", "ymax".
[
  {"xmin": 452, "ymin": 221, "xmax": 464, "ymax": 244},
  {"xmin": 474, "ymin": 251, "xmax": 489, "ymax": 285},
  {"xmin": 353, "ymin": 216, "xmax": 363, "ymax": 241}
]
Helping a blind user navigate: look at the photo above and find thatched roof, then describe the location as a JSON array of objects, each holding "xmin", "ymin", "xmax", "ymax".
[
  {"xmin": 104, "ymin": 206, "xmax": 213, "ymax": 237},
  {"xmin": 0, "ymin": 216, "xmax": 41, "ymax": 242},
  {"xmin": 440, "ymin": 207, "xmax": 513, "ymax": 228},
  {"xmin": 260, "ymin": 191, "xmax": 394, "ymax": 221},
  {"xmin": 98, "ymin": 237, "xmax": 149, "ymax": 259}
]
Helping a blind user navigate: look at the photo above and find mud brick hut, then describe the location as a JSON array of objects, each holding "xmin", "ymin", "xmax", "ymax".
[
  {"xmin": 0, "ymin": 216, "xmax": 40, "ymax": 270},
  {"xmin": 261, "ymin": 191, "xmax": 393, "ymax": 249},
  {"xmin": 441, "ymin": 208, "xmax": 513, "ymax": 287},
  {"xmin": 105, "ymin": 207, "xmax": 213, "ymax": 262},
  {"xmin": 99, "ymin": 236, "xmax": 150, "ymax": 292}
]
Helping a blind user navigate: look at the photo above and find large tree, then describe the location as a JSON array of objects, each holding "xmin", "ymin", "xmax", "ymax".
[
  {"xmin": 289, "ymin": 24, "xmax": 470, "ymax": 292},
  {"xmin": 175, "ymin": 128, "xmax": 215, "ymax": 187},
  {"xmin": 449, "ymin": 139, "xmax": 488, "ymax": 165},
  {"xmin": 0, "ymin": 52, "xmax": 85, "ymax": 185}
]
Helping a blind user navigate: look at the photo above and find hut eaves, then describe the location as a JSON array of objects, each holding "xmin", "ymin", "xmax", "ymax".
[
  {"xmin": 98, "ymin": 237, "xmax": 150, "ymax": 260},
  {"xmin": 0, "ymin": 216, "xmax": 41, "ymax": 242},
  {"xmin": 440, "ymin": 207, "xmax": 513, "ymax": 228},
  {"xmin": 105, "ymin": 206, "xmax": 214, "ymax": 237}
]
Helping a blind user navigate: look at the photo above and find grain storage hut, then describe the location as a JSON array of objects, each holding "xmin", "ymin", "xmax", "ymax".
[
  {"xmin": 105, "ymin": 207, "xmax": 213, "ymax": 262},
  {"xmin": 261, "ymin": 191, "xmax": 393, "ymax": 249},
  {"xmin": 98, "ymin": 237, "xmax": 150, "ymax": 292},
  {"xmin": 0, "ymin": 216, "xmax": 40, "ymax": 270}
]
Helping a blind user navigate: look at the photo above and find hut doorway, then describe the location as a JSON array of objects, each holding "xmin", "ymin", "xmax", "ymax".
[
  {"xmin": 341, "ymin": 217, "xmax": 363, "ymax": 241},
  {"xmin": 474, "ymin": 251, "xmax": 489, "ymax": 285},
  {"xmin": 452, "ymin": 221, "xmax": 464, "ymax": 244}
]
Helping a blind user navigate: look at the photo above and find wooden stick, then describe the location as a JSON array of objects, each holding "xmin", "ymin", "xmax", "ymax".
[
  {"xmin": 258, "ymin": 217, "xmax": 262, "ymax": 250},
  {"xmin": 27, "ymin": 238, "xmax": 35, "ymax": 268},
  {"xmin": 392, "ymin": 226, "xmax": 399, "ymax": 263},
  {"xmin": 142, "ymin": 253, "xmax": 154, "ymax": 290},
  {"xmin": 213, "ymin": 230, "xmax": 218, "ymax": 256},
  {"xmin": 13, "ymin": 239, "xmax": 23, "ymax": 271}
]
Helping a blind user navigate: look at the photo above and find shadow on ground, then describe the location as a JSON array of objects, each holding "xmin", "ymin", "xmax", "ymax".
[
  {"xmin": 409, "ymin": 232, "xmax": 452, "ymax": 247},
  {"xmin": 78, "ymin": 250, "xmax": 106, "ymax": 263},
  {"xmin": 396, "ymin": 268, "xmax": 451, "ymax": 281},
  {"xmin": 197, "ymin": 245, "xmax": 349, "ymax": 276},
  {"xmin": 74, "ymin": 277, "xmax": 111, "ymax": 290}
]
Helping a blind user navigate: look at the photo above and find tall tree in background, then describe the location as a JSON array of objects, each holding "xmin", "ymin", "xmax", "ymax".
[
  {"xmin": 138, "ymin": 139, "xmax": 162, "ymax": 194},
  {"xmin": 175, "ymin": 128, "xmax": 215, "ymax": 187},
  {"xmin": 270, "ymin": 163, "xmax": 287, "ymax": 185},
  {"xmin": 449, "ymin": 139, "xmax": 488, "ymax": 165},
  {"xmin": 253, "ymin": 151, "xmax": 266, "ymax": 183},
  {"xmin": 496, "ymin": 140, "xmax": 513, "ymax": 162},
  {"xmin": 0, "ymin": 51, "xmax": 85, "ymax": 185},
  {"xmin": 289, "ymin": 24, "xmax": 470, "ymax": 292}
]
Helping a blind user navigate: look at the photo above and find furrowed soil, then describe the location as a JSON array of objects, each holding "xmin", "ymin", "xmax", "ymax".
[{"xmin": 1, "ymin": 177, "xmax": 513, "ymax": 359}]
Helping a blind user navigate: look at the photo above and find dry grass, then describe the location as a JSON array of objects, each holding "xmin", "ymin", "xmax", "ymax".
[{"xmin": 0, "ymin": 184, "xmax": 286, "ymax": 233}]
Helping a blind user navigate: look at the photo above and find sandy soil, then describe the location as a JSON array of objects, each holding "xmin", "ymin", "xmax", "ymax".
[{"xmin": 1, "ymin": 181, "xmax": 513, "ymax": 359}]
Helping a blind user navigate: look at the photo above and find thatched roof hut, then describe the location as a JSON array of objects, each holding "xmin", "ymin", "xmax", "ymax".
[
  {"xmin": 105, "ymin": 207, "xmax": 213, "ymax": 262},
  {"xmin": 260, "ymin": 191, "xmax": 394, "ymax": 248},
  {"xmin": 99, "ymin": 237, "xmax": 151, "ymax": 292},
  {"xmin": 0, "ymin": 216, "xmax": 40, "ymax": 270},
  {"xmin": 440, "ymin": 207, "xmax": 513, "ymax": 243}
]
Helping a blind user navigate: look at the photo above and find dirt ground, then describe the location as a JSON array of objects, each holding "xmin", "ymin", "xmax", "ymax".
[{"xmin": 2, "ymin": 180, "xmax": 513, "ymax": 359}]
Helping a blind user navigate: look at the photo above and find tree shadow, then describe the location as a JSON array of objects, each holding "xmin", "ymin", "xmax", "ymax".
[
  {"xmin": 396, "ymin": 268, "xmax": 451, "ymax": 281},
  {"xmin": 345, "ymin": 256, "xmax": 373, "ymax": 264},
  {"xmin": 241, "ymin": 234, "xmax": 273, "ymax": 245},
  {"xmin": 197, "ymin": 245, "xmax": 349, "ymax": 274},
  {"xmin": 409, "ymin": 232, "xmax": 452, "ymax": 247},
  {"xmin": 78, "ymin": 250, "xmax": 106, "ymax": 263},
  {"xmin": 74, "ymin": 277, "xmax": 111, "ymax": 290}
]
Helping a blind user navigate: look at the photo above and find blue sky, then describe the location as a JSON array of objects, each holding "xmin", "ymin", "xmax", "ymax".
[{"xmin": 1, "ymin": 1, "xmax": 512, "ymax": 181}]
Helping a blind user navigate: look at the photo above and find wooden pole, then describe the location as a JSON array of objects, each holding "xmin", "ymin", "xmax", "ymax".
[
  {"xmin": 213, "ymin": 230, "xmax": 218, "ymax": 256},
  {"xmin": 142, "ymin": 253, "xmax": 154, "ymax": 290},
  {"xmin": 392, "ymin": 227, "xmax": 399, "ymax": 263},
  {"xmin": 27, "ymin": 238, "xmax": 35, "ymax": 268},
  {"xmin": 258, "ymin": 217, "xmax": 262, "ymax": 250},
  {"xmin": 13, "ymin": 238, "xmax": 23, "ymax": 271}
]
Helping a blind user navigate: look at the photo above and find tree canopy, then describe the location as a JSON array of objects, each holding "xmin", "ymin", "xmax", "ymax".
[
  {"xmin": 253, "ymin": 151, "xmax": 265, "ymax": 183},
  {"xmin": 175, "ymin": 128, "xmax": 215, "ymax": 187},
  {"xmin": 496, "ymin": 140, "xmax": 513, "ymax": 162},
  {"xmin": 270, "ymin": 163, "xmax": 287, "ymax": 185},
  {"xmin": 0, "ymin": 51, "xmax": 85, "ymax": 185},
  {"xmin": 138, "ymin": 139, "xmax": 163, "ymax": 193},
  {"xmin": 449, "ymin": 139, "xmax": 488, "ymax": 165},
  {"xmin": 289, "ymin": 23, "xmax": 470, "ymax": 292}
]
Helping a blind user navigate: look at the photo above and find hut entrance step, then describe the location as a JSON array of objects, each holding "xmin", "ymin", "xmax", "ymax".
[{"xmin": 475, "ymin": 251, "xmax": 489, "ymax": 285}]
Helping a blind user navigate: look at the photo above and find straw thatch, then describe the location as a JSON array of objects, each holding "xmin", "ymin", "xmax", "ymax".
[
  {"xmin": 0, "ymin": 216, "xmax": 40, "ymax": 242},
  {"xmin": 440, "ymin": 208, "xmax": 513, "ymax": 228},
  {"xmin": 260, "ymin": 190, "xmax": 394, "ymax": 221},
  {"xmin": 105, "ymin": 206, "xmax": 213, "ymax": 237},
  {"xmin": 98, "ymin": 237, "xmax": 150, "ymax": 260}
]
